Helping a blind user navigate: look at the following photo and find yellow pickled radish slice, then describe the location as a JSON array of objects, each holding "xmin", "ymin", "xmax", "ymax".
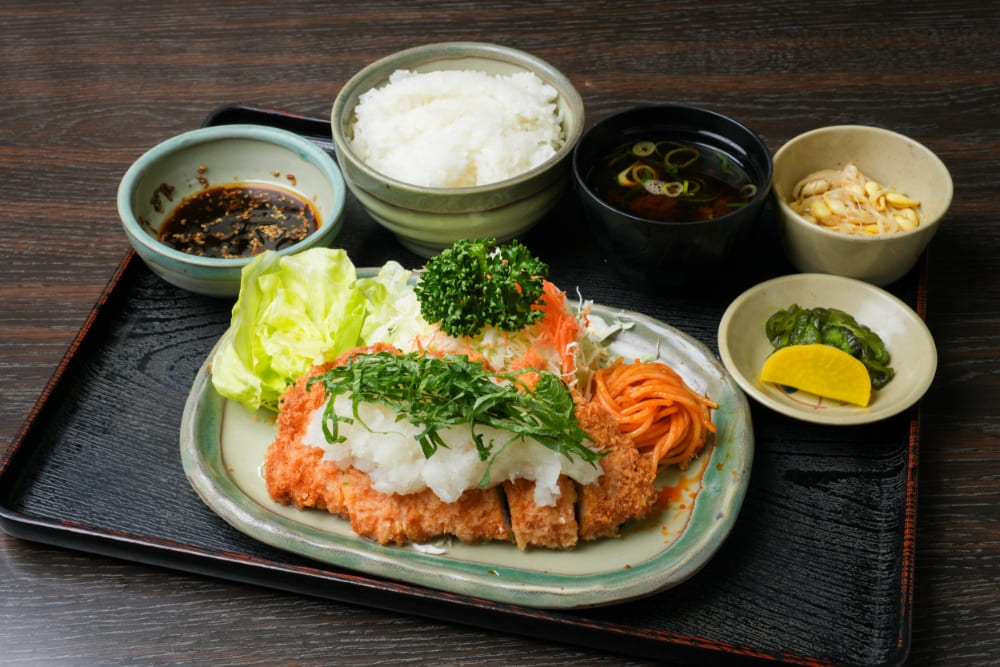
[{"xmin": 760, "ymin": 343, "xmax": 872, "ymax": 407}]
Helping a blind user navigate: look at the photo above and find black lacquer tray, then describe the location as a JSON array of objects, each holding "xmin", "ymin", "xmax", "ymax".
[{"xmin": 0, "ymin": 104, "xmax": 922, "ymax": 666}]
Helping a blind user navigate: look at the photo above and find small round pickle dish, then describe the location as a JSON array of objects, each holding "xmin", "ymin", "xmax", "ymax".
[
  {"xmin": 180, "ymin": 272, "xmax": 753, "ymax": 609},
  {"xmin": 718, "ymin": 273, "xmax": 937, "ymax": 426}
]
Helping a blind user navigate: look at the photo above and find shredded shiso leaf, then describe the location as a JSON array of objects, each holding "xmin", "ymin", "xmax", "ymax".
[{"xmin": 307, "ymin": 350, "xmax": 605, "ymax": 486}]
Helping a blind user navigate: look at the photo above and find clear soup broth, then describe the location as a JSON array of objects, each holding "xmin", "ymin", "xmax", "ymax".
[{"xmin": 586, "ymin": 139, "xmax": 758, "ymax": 223}]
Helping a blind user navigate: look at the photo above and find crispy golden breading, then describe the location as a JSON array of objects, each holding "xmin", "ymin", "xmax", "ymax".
[
  {"xmin": 339, "ymin": 468, "xmax": 511, "ymax": 546},
  {"xmin": 577, "ymin": 446, "xmax": 655, "ymax": 541},
  {"xmin": 573, "ymin": 398, "xmax": 657, "ymax": 541},
  {"xmin": 266, "ymin": 361, "xmax": 348, "ymax": 515},
  {"xmin": 265, "ymin": 359, "xmax": 662, "ymax": 550},
  {"xmin": 504, "ymin": 476, "xmax": 579, "ymax": 550}
]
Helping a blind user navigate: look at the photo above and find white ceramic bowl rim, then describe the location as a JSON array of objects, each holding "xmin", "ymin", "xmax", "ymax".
[
  {"xmin": 331, "ymin": 41, "xmax": 585, "ymax": 195},
  {"xmin": 117, "ymin": 124, "xmax": 346, "ymax": 268},
  {"xmin": 772, "ymin": 124, "xmax": 954, "ymax": 240}
]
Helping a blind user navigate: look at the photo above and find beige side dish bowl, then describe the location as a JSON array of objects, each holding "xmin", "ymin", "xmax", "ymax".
[
  {"xmin": 330, "ymin": 42, "xmax": 585, "ymax": 258},
  {"xmin": 718, "ymin": 273, "xmax": 937, "ymax": 425},
  {"xmin": 772, "ymin": 125, "xmax": 953, "ymax": 286}
]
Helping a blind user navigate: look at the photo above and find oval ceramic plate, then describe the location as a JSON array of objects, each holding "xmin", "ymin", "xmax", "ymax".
[
  {"xmin": 181, "ymin": 281, "xmax": 753, "ymax": 609},
  {"xmin": 718, "ymin": 273, "xmax": 936, "ymax": 425}
]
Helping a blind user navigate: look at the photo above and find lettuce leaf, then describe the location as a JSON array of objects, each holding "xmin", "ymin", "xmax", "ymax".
[{"xmin": 210, "ymin": 248, "xmax": 367, "ymax": 412}]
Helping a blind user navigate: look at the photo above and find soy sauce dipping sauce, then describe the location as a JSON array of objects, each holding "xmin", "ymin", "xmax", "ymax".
[
  {"xmin": 587, "ymin": 139, "xmax": 758, "ymax": 223},
  {"xmin": 159, "ymin": 183, "xmax": 319, "ymax": 258}
]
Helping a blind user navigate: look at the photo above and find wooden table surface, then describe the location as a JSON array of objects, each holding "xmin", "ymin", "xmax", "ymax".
[{"xmin": 2, "ymin": 1, "xmax": 997, "ymax": 664}]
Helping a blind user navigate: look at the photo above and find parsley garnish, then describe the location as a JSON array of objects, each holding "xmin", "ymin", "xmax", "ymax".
[
  {"xmin": 307, "ymin": 351, "xmax": 603, "ymax": 486},
  {"xmin": 414, "ymin": 238, "xmax": 548, "ymax": 338}
]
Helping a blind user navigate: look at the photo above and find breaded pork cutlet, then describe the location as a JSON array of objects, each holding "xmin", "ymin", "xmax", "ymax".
[
  {"xmin": 265, "ymin": 354, "xmax": 663, "ymax": 550},
  {"xmin": 339, "ymin": 469, "xmax": 511, "ymax": 546},
  {"xmin": 573, "ymin": 398, "xmax": 657, "ymax": 541},
  {"xmin": 265, "ymin": 361, "xmax": 511, "ymax": 546},
  {"xmin": 266, "ymin": 360, "xmax": 348, "ymax": 516},
  {"xmin": 504, "ymin": 476, "xmax": 579, "ymax": 549}
]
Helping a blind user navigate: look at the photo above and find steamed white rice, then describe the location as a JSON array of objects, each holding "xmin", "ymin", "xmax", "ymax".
[
  {"xmin": 302, "ymin": 395, "xmax": 601, "ymax": 506},
  {"xmin": 349, "ymin": 69, "xmax": 565, "ymax": 188}
]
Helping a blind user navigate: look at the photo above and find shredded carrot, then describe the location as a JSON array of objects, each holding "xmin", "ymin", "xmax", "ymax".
[
  {"xmin": 531, "ymin": 280, "xmax": 583, "ymax": 377},
  {"xmin": 593, "ymin": 358, "xmax": 717, "ymax": 471},
  {"xmin": 509, "ymin": 345, "xmax": 547, "ymax": 389}
]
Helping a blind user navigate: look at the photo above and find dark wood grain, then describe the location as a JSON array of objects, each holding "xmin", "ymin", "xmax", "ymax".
[{"xmin": 1, "ymin": 0, "xmax": 998, "ymax": 664}]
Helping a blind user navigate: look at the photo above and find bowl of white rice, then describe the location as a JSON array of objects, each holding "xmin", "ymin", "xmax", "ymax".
[{"xmin": 331, "ymin": 42, "xmax": 585, "ymax": 257}]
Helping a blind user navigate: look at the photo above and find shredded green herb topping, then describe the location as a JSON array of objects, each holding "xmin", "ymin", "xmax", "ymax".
[
  {"xmin": 414, "ymin": 238, "xmax": 548, "ymax": 338},
  {"xmin": 306, "ymin": 351, "xmax": 604, "ymax": 484}
]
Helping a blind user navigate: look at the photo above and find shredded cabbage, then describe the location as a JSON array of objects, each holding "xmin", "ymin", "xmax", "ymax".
[{"xmin": 357, "ymin": 262, "xmax": 435, "ymax": 348}]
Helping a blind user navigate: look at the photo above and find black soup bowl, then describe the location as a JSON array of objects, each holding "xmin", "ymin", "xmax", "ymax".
[{"xmin": 572, "ymin": 104, "xmax": 773, "ymax": 290}]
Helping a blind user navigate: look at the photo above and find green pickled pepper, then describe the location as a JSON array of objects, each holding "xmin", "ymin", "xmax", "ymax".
[{"xmin": 765, "ymin": 304, "xmax": 895, "ymax": 389}]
